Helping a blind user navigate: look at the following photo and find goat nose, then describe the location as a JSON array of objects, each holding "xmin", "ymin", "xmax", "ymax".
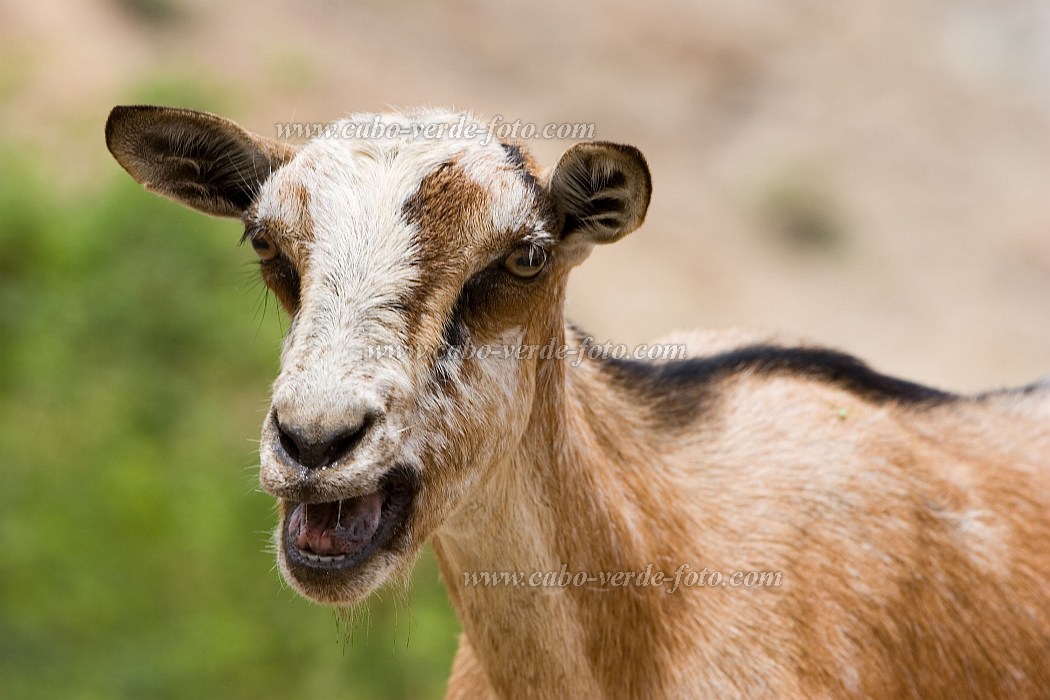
[{"xmin": 274, "ymin": 413, "xmax": 377, "ymax": 470}]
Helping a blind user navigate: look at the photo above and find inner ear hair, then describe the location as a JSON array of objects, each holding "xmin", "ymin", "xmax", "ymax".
[
  {"xmin": 105, "ymin": 105, "xmax": 297, "ymax": 218},
  {"xmin": 548, "ymin": 141, "xmax": 652, "ymax": 244}
]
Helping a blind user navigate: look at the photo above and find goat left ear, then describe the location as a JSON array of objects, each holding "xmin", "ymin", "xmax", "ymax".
[
  {"xmin": 105, "ymin": 105, "xmax": 297, "ymax": 218},
  {"xmin": 548, "ymin": 141, "xmax": 652, "ymax": 244}
]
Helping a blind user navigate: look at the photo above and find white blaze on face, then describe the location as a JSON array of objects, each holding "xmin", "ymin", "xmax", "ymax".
[{"xmin": 252, "ymin": 109, "xmax": 532, "ymax": 436}]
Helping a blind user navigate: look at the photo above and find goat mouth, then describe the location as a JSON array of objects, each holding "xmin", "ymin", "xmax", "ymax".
[{"xmin": 282, "ymin": 467, "xmax": 417, "ymax": 572}]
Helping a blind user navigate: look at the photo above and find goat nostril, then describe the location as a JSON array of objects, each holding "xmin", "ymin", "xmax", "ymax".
[
  {"xmin": 276, "ymin": 421, "xmax": 303, "ymax": 464},
  {"xmin": 324, "ymin": 413, "xmax": 376, "ymax": 466},
  {"xmin": 274, "ymin": 412, "xmax": 377, "ymax": 470}
]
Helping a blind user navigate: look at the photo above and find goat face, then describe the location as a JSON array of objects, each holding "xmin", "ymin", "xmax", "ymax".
[{"xmin": 106, "ymin": 106, "xmax": 650, "ymax": 604}]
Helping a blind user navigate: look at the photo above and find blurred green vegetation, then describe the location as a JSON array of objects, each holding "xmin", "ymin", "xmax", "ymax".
[{"xmin": 0, "ymin": 142, "xmax": 459, "ymax": 699}]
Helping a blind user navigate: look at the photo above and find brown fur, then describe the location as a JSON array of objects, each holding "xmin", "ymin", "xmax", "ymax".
[
  {"xmin": 436, "ymin": 341, "xmax": 1050, "ymax": 698},
  {"xmin": 401, "ymin": 159, "xmax": 494, "ymax": 354}
]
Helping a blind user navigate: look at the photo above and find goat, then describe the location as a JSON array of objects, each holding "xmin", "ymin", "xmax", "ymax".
[{"xmin": 106, "ymin": 105, "xmax": 1050, "ymax": 698}]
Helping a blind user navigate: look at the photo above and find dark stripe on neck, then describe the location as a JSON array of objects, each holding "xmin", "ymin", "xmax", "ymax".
[{"xmin": 599, "ymin": 344, "xmax": 956, "ymax": 429}]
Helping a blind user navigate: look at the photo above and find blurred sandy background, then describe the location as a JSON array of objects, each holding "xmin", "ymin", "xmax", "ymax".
[{"xmin": 1, "ymin": 0, "xmax": 1048, "ymax": 698}]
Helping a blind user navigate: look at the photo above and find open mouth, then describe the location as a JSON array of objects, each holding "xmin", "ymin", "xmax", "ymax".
[{"xmin": 282, "ymin": 467, "xmax": 417, "ymax": 572}]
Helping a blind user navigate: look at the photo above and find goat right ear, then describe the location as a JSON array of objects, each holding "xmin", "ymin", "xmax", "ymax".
[
  {"xmin": 548, "ymin": 141, "xmax": 652, "ymax": 245},
  {"xmin": 105, "ymin": 105, "xmax": 297, "ymax": 218}
]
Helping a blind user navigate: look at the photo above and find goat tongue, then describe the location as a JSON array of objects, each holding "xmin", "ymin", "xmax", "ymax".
[{"xmin": 289, "ymin": 492, "xmax": 384, "ymax": 557}]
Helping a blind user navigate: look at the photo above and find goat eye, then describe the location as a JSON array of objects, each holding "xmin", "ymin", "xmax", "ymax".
[
  {"xmin": 503, "ymin": 244, "xmax": 547, "ymax": 279},
  {"xmin": 251, "ymin": 234, "xmax": 278, "ymax": 262}
]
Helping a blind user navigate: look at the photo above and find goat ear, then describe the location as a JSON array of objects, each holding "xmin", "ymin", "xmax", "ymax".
[
  {"xmin": 105, "ymin": 105, "xmax": 297, "ymax": 218},
  {"xmin": 548, "ymin": 141, "xmax": 652, "ymax": 244}
]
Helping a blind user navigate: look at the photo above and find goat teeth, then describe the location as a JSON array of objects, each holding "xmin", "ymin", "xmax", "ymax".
[{"xmin": 297, "ymin": 547, "xmax": 349, "ymax": 564}]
